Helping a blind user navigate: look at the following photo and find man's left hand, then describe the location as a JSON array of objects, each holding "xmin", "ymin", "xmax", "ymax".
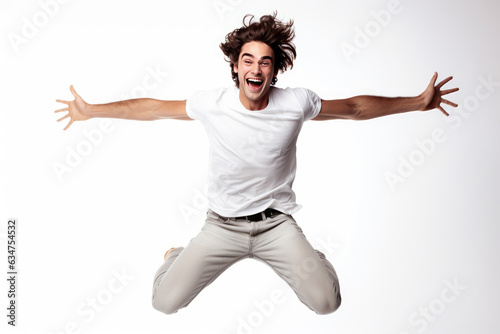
[{"xmin": 419, "ymin": 72, "xmax": 459, "ymax": 116}]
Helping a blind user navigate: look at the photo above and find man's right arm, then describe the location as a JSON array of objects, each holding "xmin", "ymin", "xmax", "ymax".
[{"xmin": 55, "ymin": 85, "xmax": 191, "ymax": 131}]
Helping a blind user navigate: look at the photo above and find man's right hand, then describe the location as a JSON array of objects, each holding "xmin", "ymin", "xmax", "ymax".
[{"xmin": 55, "ymin": 85, "xmax": 90, "ymax": 130}]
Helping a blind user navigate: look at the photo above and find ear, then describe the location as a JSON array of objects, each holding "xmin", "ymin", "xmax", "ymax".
[{"xmin": 233, "ymin": 62, "xmax": 238, "ymax": 73}]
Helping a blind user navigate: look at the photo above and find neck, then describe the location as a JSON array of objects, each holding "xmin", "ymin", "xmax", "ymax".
[{"xmin": 238, "ymin": 89, "xmax": 271, "ymax": 111}]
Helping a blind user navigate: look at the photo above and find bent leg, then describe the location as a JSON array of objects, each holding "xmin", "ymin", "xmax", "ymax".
[
  {"xmin": 152, "ymin": 220, "xmax": 248, "ymax": 315},
  {"xmin": 254, "ymin": 215, "xmax": 341, "ymax": 315}
]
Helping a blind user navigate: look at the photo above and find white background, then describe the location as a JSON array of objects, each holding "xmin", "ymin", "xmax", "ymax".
[{"xmin": 1, "ymin": 0, "xmax": 499, "ymax": 333}]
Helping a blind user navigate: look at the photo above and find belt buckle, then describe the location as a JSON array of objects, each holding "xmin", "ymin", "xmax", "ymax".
[
  {"xmin": 255, "ymin": 209, "xmax": 274, "ymax": 221},
  {"xmin": 247, "ymin": 212, "xmax": 261, "ymax": 222},
  {"xmin": 240, "ymin": 208, "xmax": 282, "ymax": 222}
]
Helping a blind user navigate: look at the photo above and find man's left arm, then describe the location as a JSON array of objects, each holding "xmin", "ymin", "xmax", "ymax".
[{"xmin": 313, "ymin": 72, "xmax": 458, "ymax": 121}]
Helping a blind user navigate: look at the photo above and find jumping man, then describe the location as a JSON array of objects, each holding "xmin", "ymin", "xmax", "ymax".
[{"xmin": 55, "ymin": 13, "xmax": 458, "ymax": 315}]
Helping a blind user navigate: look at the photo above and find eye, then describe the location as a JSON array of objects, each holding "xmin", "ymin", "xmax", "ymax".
[
  {"xmin": 244, "ymin": 60, "xmax": 252, "ymax": 65},
  {"xmin": 261, "ymin": 62, "xmax": 270, "ymax": 67}
]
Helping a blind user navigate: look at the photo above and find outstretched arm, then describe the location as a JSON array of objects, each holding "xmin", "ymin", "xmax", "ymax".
[
  {"xmin": 313, "ymin": 72, "xmax": 458, "ymax": 121},
  {"xmin": 55, "ymin": 85, "xmax": 190, "ymax": 130}
]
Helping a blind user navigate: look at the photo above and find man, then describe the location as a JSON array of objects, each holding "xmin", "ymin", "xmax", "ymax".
[{"xmin": 55, "ymin": 13, "xmax": 458, "ymax": 315}]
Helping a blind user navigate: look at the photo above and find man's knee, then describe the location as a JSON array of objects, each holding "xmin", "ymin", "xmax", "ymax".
[
  {"xmin": 312, "ymin": 289, "xmax": 341, "ymax": 315},
  {"xmin": 152, "ymin": 297, "xmax": 181, "ymax": 315},
  {"xmin": 152, "ymin": 286, "xmax": 190, "ymax": 315}
]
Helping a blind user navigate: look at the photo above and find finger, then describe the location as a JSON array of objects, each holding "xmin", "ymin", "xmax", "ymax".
[
  {"xmin": 57, "ymin": 114, "xmax": 70, "ymax": 122},
  {"xmin": 56, "ymin": 99, "xmax": 70, "ymax": 105},
  {"xmin": 429, "ymin": 72, "xmax": 438, "ymax": 87},
  {"xmin": 441, "ymin": 87, "xmax": 459, "ymax": 96},
  {"xmin": 70, "ymin": 85, "xmax": 80, "ymax": 99},
  {"xmin": 63, "ymin": 119, "xmax": 74, "ymax": 131},
  {"xmin": 442, "ymin": 98, "xmax": 458, "ymax": 108},
  {"xmin": 54, "ymin": 107, "xmax": 69, "ymax": 113},
  {"xmin": 438, "ymin": 106, "xmax": 449, "ymax": 117},
  {"xmin": 436, "ymin": 76, "xmax": 453, "ymax": 90}
]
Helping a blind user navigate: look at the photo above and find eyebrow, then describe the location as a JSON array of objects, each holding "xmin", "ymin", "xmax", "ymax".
[{"xmin": 241, "ymin": 53, "xmax": 273, "ymax": 62}]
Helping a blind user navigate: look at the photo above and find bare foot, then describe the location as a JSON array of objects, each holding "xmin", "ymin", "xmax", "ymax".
[{"xmin": 163, "ymin": 247, "xmax": 177, "ymax": 261}]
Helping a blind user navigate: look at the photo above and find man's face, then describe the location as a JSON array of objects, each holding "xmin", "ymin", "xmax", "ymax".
[{"xmin": 234, "ymin": 41, "xmax": 277, "ymax": 110}]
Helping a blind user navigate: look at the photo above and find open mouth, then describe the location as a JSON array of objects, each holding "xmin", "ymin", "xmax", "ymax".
[{"xmin": 246, "ymin": 78, "xmax": 264, "ymax": 90}]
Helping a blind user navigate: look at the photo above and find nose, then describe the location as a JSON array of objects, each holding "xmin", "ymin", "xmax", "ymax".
[{"xmin": 251, "ymin": 62, "xmax": 261, "ymax": 74}]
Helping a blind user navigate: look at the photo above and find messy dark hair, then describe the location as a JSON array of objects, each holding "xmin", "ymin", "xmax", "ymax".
[{"xmin": 220, "ymin": 12, "xmax": 296, "ymax": 87}]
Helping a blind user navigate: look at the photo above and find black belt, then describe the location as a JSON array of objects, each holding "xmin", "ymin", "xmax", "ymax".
[{"xmin": 223, "ymin": 208, "xmax": 283, "ymax": 222}]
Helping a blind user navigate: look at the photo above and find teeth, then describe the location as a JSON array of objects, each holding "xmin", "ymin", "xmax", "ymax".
[{"xmin": 248, "ymin": 78, "xmax": 263, "ymax": 83}]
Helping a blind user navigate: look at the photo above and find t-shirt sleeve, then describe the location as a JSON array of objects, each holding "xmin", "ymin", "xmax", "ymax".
[
  {"xmin": 185, "ymin": 90, "xmax": 207, "ymax": 121},
  {"xmin": 293, "ymin": 88, "xmax": 322, "ymax": 121}
]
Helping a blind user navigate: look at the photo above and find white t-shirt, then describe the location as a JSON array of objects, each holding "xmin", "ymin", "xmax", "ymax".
[{"xmin": 186, "ymin": 86, "xmax": 321, "ymax": 217}]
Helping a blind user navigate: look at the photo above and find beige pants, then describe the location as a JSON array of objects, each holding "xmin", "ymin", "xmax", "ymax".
[{"xmin": 152, "ymin": 209, "xmax": 341, "ymax": 315}]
